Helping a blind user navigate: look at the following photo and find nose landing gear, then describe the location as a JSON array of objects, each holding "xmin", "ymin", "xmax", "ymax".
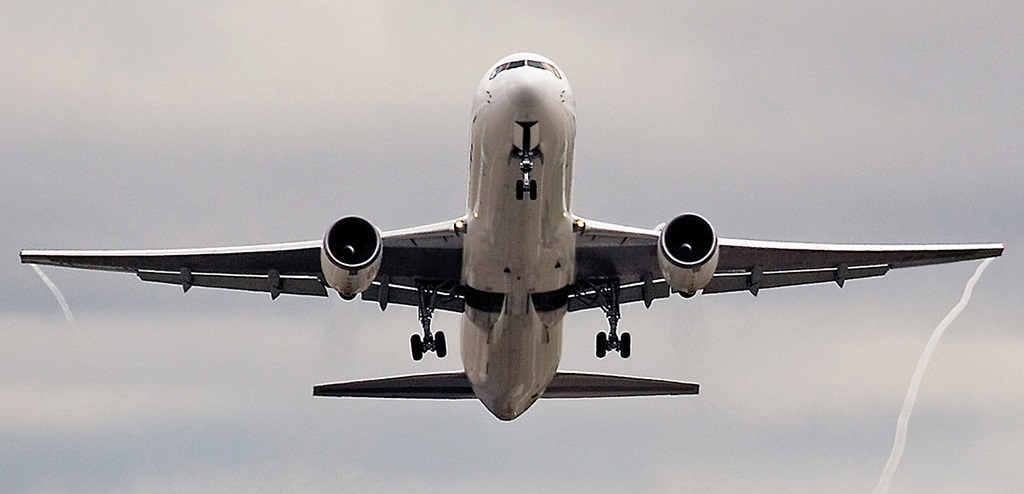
[
  {"xmin": 515, "ymin": 175, "xmax": 537, "ymax": 201},
  {"xmin": 410, "ymin": 284, "xmax": 447, "ymax": 360},
  {"xmin": 513, "ymin": 121, "xmax": 540, "ymax": 201}
]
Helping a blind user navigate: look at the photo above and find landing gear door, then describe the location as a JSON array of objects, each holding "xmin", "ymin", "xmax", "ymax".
[{"xmin": 513, "ymin": 121, "xmax": 540, "ymax": 158}]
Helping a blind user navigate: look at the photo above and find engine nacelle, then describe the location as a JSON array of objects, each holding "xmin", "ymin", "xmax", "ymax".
[
  {"xmin": 320, "ymin": 216, "xmax": 382, "ymax": 299},
  {"xmin": 657, "ymin": 213, "xmax": 720, "ymax": 295}
]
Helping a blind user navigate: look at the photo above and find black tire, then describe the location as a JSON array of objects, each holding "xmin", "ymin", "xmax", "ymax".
[
  {"xmin": 410, "ymin": 334, "xmax": 423, "ymax": 361},
  {"xmin": 515, "ymin": 180, "xmax": 525, "ymax": 200},
  {"xmin": 596, "ymin": 331, "xmax": 607, "ymax": 359},
  {"xmin": 620, "ymin": 332, "xmax": 631, "ymax": 359},
  {"xmin": 528, "ymin": 180, "xmax": 537, "ymax": 200},
  {"xmin": 435, "ymin": 331, "xmax": 448, "ymax": 358}
]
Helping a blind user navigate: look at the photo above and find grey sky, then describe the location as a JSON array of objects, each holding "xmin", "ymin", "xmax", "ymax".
[{"xmin": 2, "ymin": 2, "xmax": 1022, "ymax": 492}]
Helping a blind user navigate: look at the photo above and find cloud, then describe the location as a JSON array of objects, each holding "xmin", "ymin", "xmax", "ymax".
[{"xmin": 2, "ymin": 2, "xmax": 1021, "ymax": 493}]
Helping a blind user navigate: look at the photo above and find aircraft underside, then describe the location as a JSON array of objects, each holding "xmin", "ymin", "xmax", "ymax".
[{"xmin": 19, "ymin": 52, "xmax": 1003, "ymax": 421}]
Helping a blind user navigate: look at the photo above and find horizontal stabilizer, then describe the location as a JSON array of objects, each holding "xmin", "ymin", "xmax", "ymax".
[
  {"xmin": 313, "ymin": 372, "xmax": 699, "ymax": 400},
  {"xmin": 314, "ymin": 372, "xmax": 474, "ymax": 400},
  {"xmin": 543, "ymin": 372, "xmax": 699, "ymax": 398}
]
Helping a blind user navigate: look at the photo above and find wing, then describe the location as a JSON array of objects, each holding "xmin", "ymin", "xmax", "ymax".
[
  {"xmin": 21, "ymin": 219, "xmax": 464, "ymax": 302},
  {"xmin": 360, "ymin": 220, "xmax": 465, "ymax": 312},
  {"xmin": 570, "ymin": 218, "xmax": 1004, "ymax": 311}
]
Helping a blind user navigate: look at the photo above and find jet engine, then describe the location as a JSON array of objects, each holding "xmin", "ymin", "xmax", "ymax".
[
  {"xmin": 320, "ymin": 216, "xmax": 382, "ymax": 299},
  {"xmin": 657, "ymin": 213, "xmax": 719, "ymax": 295}
]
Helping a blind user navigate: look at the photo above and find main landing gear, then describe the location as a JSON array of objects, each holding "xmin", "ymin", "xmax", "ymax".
[
  {"xmin": 410, "ymin": 284, "xmax": 447, "ymax": 361},
  {"xmin": 588, "ymin": 281, "xmax": 631, "ymax": 359}
]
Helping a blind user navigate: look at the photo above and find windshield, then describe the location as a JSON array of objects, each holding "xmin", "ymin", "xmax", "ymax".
[{"xmin": 490, "ymin": 59, "xmax": 562, "ymax": 80}]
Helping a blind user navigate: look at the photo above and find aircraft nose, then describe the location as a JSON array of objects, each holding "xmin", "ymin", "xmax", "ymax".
[
  {"xmin": 505, "ymin": 72, "xmax": 546, "ymax": 108},
  {"xmin": 510, "ymin": 85, "xmax": 543, "ymax": 108}
]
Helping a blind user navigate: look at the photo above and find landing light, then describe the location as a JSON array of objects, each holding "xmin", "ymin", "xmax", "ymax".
[{"xmin": 573, "ymin": 219, "xmax": 586, "ymax": 233}]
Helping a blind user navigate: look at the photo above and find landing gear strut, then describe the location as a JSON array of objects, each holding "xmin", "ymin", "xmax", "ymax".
[
  {"xmin": 513, "ymin": 121, "xmax": 539, "ymax": 201},
  {"xmin": 410, "ymin": 284, "xmax": 447, "ymax": 360},
  {"xmin": 586, "ymin": 280, "xmax": 631, "ymax": 359}
]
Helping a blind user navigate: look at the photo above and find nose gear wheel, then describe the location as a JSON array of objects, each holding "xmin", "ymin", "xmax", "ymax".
[{"xmin": 515, "ymin": 178, "xmax": 537, "ymax": 201}]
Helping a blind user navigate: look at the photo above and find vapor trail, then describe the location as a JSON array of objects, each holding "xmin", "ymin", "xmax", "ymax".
[
  {"xmin": 873, "ymin": 258, "xmax": 994, "ymax": 494},
  {"xmin": 30, "ymin": 264, "xmax": 80, "ymax": 334}
]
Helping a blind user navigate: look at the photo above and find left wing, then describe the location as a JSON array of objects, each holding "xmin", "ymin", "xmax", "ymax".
[
  {"xmin": 21, "ymin": 240, "xmax": 328, "ymax": 298},
  {"xmin": 20, "ymin": 219, "xmax": 464, "ymax": 301},
  {"xmin": 571, "ymin": 218, "xmax": 1003, "ymax": 311}
]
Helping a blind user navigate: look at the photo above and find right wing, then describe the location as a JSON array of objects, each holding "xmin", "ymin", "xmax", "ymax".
[
  {"xmin": 705, "ymin": 238, "xmax": 1004, "ymax": 295},
  {"xmin": 21, "ymin": 219, "xmax": 465, "ymax": 302},
  {"xmin": 571, "ymin": 218, "xmax": 1003, "ymax": 310}
]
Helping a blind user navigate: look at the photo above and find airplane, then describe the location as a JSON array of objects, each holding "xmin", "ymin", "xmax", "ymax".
[{"xmin": 21, "ymin": 53, "xmax": 1004, "ymax": 421}]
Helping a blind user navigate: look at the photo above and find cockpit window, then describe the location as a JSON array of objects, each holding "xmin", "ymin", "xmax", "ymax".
[
  {"xmin": 489, "ymin": 62, "xmax": 508, "ymax": 79},
  {"xmin": 490, "ymin": 59, "xmax": 562, "ymax": 80},
  {"xmin": 527, "ymin": 60, "xmax": 562, "ymax": 79}
]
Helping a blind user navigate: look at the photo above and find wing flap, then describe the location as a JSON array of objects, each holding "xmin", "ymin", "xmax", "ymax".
[
  {"xmin": 702, "ymin": 264, "xmax": 889, "ymax": 295},
  {"xmin": 137, "ymin": 270, "xmax": 327, "ymax": 297},
  {"xmin": 361, "ymin": 282, "xmax": 465, "ymax": 312},
  {"xmin": 569, "ymin": 279, "xmax": 670, "ymax": 312},
  {"xmin": 569, "ymin": 265, "xmax": 891, "ymax": 309}
]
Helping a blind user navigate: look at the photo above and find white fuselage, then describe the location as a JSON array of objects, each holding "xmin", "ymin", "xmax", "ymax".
[{"xmin": 460, "ymin": 54, "xmax": 577, "ymax": 420}]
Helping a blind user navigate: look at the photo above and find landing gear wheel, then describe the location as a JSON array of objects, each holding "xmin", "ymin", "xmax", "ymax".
[
  {"xmin": 515, "ymin": 179, "xmax": 538, "ymax": 201},
  {"xmin": 596, "ymin": 331, "xmax": 608, "ymax": 359},
  {"xmin": 587, "ymin": 280, "xmax": 633, "ymax": 359},
  {"xmin": 620, "ymin": 332, "xmax": 631, "ymax": 359},
  {"xmin": 435, "ymin": 331, "xmax": 447, "ymax": 359},
  {"xmin": 410, "ymin": 334, "xmax": 424, "ymax": 361}
]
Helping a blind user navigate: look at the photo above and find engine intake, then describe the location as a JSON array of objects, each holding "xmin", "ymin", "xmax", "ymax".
[
  {"xmin": 321, "ymin": 216, "xmax": 382, "ymax": 299},
  {"xmin": 657, "ymin": 213, "xmax": 719, "ymax": 294}
]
